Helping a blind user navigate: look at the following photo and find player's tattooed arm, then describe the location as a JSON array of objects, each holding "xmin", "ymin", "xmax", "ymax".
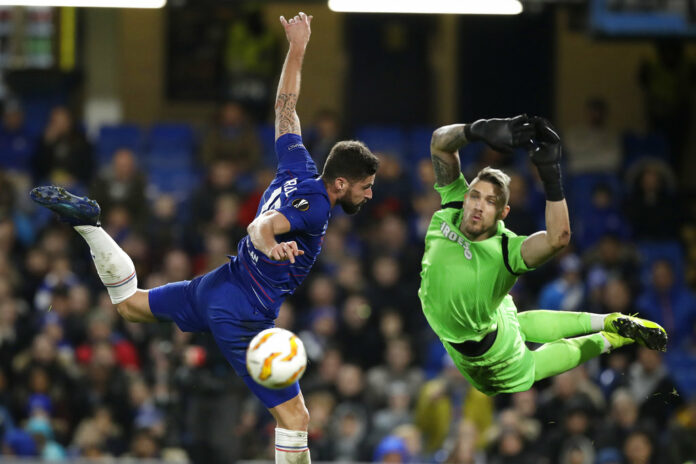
[
  {"xmin": 430, "ymin": 124, "xmax": 466, "ymax": 186},
  {"xmin": 275, "ymin": 93, "xmax": 301, "ymax": 137},
  {"xmin": 275, "ymin": 12, "xmax": 312, "ymax": 140}
]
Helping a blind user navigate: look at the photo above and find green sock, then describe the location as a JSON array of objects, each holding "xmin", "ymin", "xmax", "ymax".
[
  {"xmin": 532, "ymin": 333, "xmax": 604, "ymax": 381},
  {"xmin": 518, "ymin": 310, "xmax": 592, "ymax": 343}
]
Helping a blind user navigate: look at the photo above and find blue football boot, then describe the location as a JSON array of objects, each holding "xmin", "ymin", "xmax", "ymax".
[{"xmin": 30, "ymin": 186, "xmax": 101, "ymax": 227}]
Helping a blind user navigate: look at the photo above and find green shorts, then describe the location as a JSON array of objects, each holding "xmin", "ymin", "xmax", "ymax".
[{"xmin": 442, "ymin": 296, "xmax": 535, "ymax": 396}]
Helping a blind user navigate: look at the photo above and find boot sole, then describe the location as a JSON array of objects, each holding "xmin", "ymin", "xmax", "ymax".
[{"xmin": 612, "ymin": 318, "xmax": 668, "ymax": 352}]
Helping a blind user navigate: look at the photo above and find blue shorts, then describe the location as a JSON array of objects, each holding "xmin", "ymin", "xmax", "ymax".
[{"xmin": 148, "ymin": 262, "xmax": 300, "ymax": 409}]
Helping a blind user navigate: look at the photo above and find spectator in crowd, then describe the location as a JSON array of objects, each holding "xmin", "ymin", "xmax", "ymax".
[
  {"xmin": 0, "ymin": 100, "xmax": 35, "ymax": 175},
  {"xmin": 637, "ymin": 259, "xmax": 696, "ymax": 348},
  {"xmin": 32, "ymin": 106, "xmax": 93, "ymax": 187},
  {"xmin": 305, "ymin": 109, "xmax": 344, "ymax": 168},
  {"xmin": 366, "ymin": 336, "xmax": 423, "ymax": 409},
  {"xmin": 537, "ymin": 254, "xmax": 585, "ymax": 312},
  {"xmin": 564, "ymin": 97, "xmax": 622, "ymax": 175},
  {"xmin": 575, "ymin": 183, "xmax": 629, "ymax": 251},
  {"xmin": 628, "ymin": 347, "xmax": 683, "ymax": 430},
  {"xmin": 90, "ymin": 148, "xmax": 148, "ymax": 229},
  {"xmin": 625, "ymin": 159, "xmax": 681, "ymax": 241},
  {"xmin": 638, "ymin": 39, "xmax": 695, "ymax": 170},
  {"xmin": 200, "ymin": 100, "xmax": 262, "ymax": 171}
]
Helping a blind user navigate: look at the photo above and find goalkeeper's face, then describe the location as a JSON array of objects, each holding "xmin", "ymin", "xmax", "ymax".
[{"xmin": 461, "ymin": 180, "xmax": 509, "ymax": 240}]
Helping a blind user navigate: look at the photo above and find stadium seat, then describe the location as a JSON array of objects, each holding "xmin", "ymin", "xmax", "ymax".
[
  {"xmin": 664, "ymin": 352, "xmax": 696, "ymax": 400},
  {"xmin": 97, "ymin": 124, "xmax": 143, "ymax": 167},
  {"xmin": 636, "ymin": 240, "xmax": 685, "ymax": 286},
  {"xmin": 256, "ymin": 123, "xmax": 277, "ymax": 167},
  {"xmin": 148, "ymin": 123, "xmax": 196, "ymax": 152},
  {"xmin": 566, "ymin": 173, "xmax": 622, "ymax": 215},
  {"xmin": 622, "ymin": 131, "xmax": 671, "ymax": 169},
  {"xmin": 408, "ymin": 127, "xmax": 435, "ymax": 162},
  {"xmin": 355, "ymin": 126, "xmax": 407, "ymax": 158}
]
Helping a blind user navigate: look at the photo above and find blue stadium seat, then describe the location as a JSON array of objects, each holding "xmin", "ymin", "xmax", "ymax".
[
  {"xmin": 256, "ymin": 123, "xmax": 277, "ymax": 167},
  {"xmin": 97, "ymin": 124, "xmax": 143, "ymax": 167},
  {"xmin": 355, "ymin": 126, "xmax": 407, "ymax": 158},
  {"xmin": 408, "ymin": 127, "xmax": 434, "ymax": 162},
  {"xmin": 147, "ymin": 167, "xmax": 201, "ymax": 201},
  {"xmin": 148, "ymin": 123, "xmax": 196, "ymax": 152},
  {"xmin": 566, "ymin": 173, "xmax": 622, "ymax": 215},
  {"xmin": 636, "ymin": 240, "xmax": 685, "ymax": 286},
  {"xmin": 664, "ymin": 352, "xmax": 696, "ymax": 400},
  {"xmin": 144, "ymin": 147, "xmax": 194, "ymax": 171},
  {"xmin": 622, "ymin": 131, "xmax": 671, "ymax": 169}
]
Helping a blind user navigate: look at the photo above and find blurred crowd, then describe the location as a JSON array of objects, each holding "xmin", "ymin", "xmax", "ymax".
[{"xmin": 0, "ymin": 98, "xmax": 696, "ymax": 464}]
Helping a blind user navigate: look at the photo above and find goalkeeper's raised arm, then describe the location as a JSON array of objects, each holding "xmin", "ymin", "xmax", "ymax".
[
  {"xmin": 520, "ymin": 117, "xmax": 571, "ymax": 269},
  {"xmin": 430, "ymin": 115, "xmax": 535, "ymax": 187}
]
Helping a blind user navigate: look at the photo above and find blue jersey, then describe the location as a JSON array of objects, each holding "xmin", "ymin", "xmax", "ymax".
[{"xmin": 232, "ymin": 134, "xmax": 331, "ymax": 316}]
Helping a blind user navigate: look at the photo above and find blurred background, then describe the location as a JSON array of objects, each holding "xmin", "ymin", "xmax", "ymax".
[{"xmin": 1, "ymin": 0, "xmax": 696, "ymax": 462}]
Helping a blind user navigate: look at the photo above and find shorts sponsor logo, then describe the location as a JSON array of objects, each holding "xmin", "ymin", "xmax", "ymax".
[
  {"xmin": 292, "ymin": 198, "xmax": 310, "ymax": 211},
  {"xmin": 440, "ymin": 221, "xmax": 473, "ymax": 260}
]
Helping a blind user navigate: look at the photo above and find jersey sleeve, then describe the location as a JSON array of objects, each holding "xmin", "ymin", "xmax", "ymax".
[
  {"xmin": 275, "ymin": 192, "xmax": 330, "ymax": 234},
  {"xmin": 275, "ymin": 133, "xmax": 318, "ymax": 177},
  {"xmin": 433, "ymin": 173, "xmax": 468, "ymax": 205},
  {"xmin": 502, "ymin": 233, "xmax": 535, "ymax": 275}
]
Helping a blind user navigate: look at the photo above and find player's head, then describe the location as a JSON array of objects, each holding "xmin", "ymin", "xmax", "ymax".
[
  {"xmin": 322, "ymin": 140, "xmax": 380, "ymax": 214},
  {"xmin": 461, "ymin": 167, "xmax": 511, "ymax": 239}
]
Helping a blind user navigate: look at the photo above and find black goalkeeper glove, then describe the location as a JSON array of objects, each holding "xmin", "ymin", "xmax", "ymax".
[
  {"xmin": 529, "ymin": 117, "xmax": 564, "ymax": 201},
  {"xmin": 464, "ymin": 114, "xmax": 535, "ymax": 153}
]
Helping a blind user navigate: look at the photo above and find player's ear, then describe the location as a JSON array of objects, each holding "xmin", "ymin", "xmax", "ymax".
[
  {"xmin": 500, "ymin": 204, "xmax": 511, "ymax": 220},
  {"xmin": 335, "ymin": 177, "xmax": 347, "ymax": 194}
]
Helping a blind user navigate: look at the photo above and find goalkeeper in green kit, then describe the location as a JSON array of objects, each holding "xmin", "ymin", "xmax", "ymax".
[{"xmin": 418, "ymin": 115, "xmax": 668, "ymax": 395}]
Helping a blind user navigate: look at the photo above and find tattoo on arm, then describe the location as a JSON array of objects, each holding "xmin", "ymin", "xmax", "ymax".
[
  {"xmin": 431, "ymin": 125, "xmax": 468, "ymax": 153},
  {"xmin": 432, "ymin": 154, "xmax": 460, "ymax": 186},
  {"xmin": 275, "ymin": 93, "xmax": 301, "ymax": 136}
]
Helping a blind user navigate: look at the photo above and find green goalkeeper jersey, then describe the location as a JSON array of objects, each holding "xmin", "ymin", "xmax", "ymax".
[{"xmin": 418, "ymin": 173, "xmax": 533, "ymax": 343}]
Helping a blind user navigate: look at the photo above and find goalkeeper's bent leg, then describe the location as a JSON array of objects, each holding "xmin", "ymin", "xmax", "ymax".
[
  {"xmin": 531, "ymin": 333, "xmax": 605, "ymax": 381},
  {"xmin": 518, "ymin": 310, "xmax": 607, "ymax": 343}
]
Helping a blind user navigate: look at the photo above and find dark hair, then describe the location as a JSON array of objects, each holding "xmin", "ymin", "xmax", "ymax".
[{"xmin": 322, "ymin": 140, "xmax": 380, "ymax": 182}]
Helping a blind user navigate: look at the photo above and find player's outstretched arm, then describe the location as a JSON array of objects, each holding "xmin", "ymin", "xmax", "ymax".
[
  {"xmin": 521, "ymin": 117, "xmax": 571, "ymax": 268},
  {"xmin": 247, "ymin": 211, "xmax": 305, "ymax": 263},
  {"xmin": 430, "ymin": 124, "xmax": 465, "ymax": 187},
  {"xmin": 275, "ymin": 12, "xmax": 313, "ymax": 141},
  {"xmin": 430, "ymin": 115, "xmax": 535, "ymax": 187}
]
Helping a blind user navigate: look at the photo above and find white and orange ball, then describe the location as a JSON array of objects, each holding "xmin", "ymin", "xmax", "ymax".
[{"xmin": 246, "ymin": 328, "xmax": 307, "ymax": 389}]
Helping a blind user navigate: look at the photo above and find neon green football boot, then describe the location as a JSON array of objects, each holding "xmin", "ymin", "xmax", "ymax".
[
  {"xmin": 604, "ymin": 313, "xmax": 668, "ymax": 352},
  {"xmin": 600, "ymin": 330, "xmax": 634, "ymax": 352}
]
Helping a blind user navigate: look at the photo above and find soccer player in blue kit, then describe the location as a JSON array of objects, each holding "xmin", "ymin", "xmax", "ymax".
[{"xmin": 30, "ymin": 12, "xmax": 378, "ymax": 464}]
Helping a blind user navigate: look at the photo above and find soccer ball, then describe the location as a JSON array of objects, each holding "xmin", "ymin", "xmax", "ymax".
[{"xmin": 246, "ymin": 328, "xmax": 307, "ymax": 389}]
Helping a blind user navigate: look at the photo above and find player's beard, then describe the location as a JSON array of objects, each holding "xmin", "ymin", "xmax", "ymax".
[
  {"xmin": 462, "ymin": 211, "xmax": 497, "ymax": 240},
  {"xmin": 339, "ymin": 198, "xmax": 365, "ymax": 215}
]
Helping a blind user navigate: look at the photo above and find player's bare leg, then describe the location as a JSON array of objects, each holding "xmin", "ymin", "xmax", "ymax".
[
  {"xmin": 30, "ymin": 186, "xmax": 157, "ymax": 323},
  {"xmin": 269, "ymin": 392, "xmax": 311, "ymax": 464}
]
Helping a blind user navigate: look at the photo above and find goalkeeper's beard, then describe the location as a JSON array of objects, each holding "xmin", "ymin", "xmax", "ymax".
[{"xmin": 461, "ymin": 211, "xmax": 498, "ymax": 240}]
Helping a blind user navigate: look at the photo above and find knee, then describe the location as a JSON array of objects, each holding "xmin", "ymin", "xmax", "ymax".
[{"xmin": 277, "ymin": 402, "xmax": 310, "ymax": 431}]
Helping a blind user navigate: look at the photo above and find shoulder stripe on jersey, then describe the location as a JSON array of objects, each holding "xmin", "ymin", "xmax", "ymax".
[
  {"xmin": 441, "ymin": 201, "xmax": 463, "ymax": 210},
  {"xmin": 501, "ymin": 233, "xmax": 520, "ymax": 276}
]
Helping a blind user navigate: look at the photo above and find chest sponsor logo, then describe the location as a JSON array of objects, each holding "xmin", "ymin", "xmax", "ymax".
[
  {"xmin": 440, "ymin": 222, "xmax": 473, "ymax": 260},
  {"xmin": 292, "ymin": 198, "xmax": 310, "ymax": 211}
]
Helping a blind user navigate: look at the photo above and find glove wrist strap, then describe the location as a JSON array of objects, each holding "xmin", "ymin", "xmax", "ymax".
[
  {"xmin": 537, "ymin": 164, "xmax": 565, "ymax": 201},
  {"xmin": 463, "ymin": 123, "xmax": 475, "ymax": 143}
]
